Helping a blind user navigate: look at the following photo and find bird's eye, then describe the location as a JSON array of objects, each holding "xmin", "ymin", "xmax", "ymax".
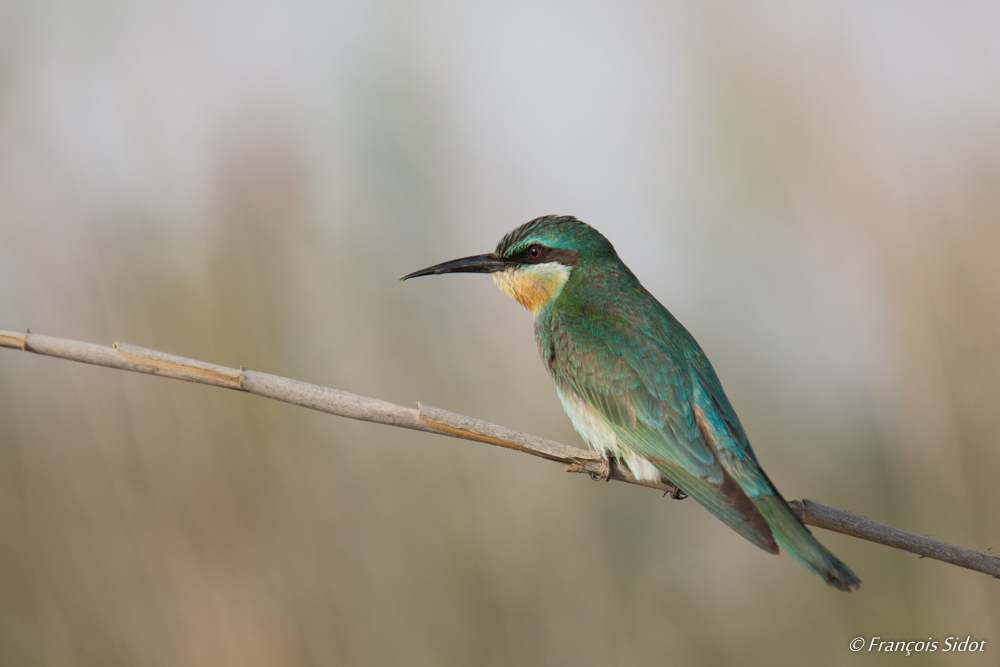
[{"xmin": 527, "ymin": 245, "xmax": 542, "ymax": 259}]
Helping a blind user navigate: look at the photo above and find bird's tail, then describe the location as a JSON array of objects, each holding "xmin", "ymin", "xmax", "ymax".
[
  {"xmin": 751, "ymin": 492, "xmax": 861, "ymax": 592},
  {"xmin": 658, "ymin": 461, "xmax": 861, "ymax": 591}
]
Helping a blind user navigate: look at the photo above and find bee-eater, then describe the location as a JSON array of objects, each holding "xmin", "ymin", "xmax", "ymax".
[{"xmin": 402, "ymin": 215, "xmax": 860, "ymax": 591}]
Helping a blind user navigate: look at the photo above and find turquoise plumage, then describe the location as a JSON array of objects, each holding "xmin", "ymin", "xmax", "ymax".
[{"xmin": 404, "ymin": 215, "xmax": 860, "ymax": 591}]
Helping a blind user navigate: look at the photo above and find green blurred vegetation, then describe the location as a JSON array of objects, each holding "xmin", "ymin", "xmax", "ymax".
[{"xmin": 1, "ymin": 2, "xmax": 998, "ymax": 665}]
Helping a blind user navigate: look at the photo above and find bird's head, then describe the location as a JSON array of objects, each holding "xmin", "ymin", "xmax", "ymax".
[{"xmin": 402, "ymin": 215, "xmax": 619, "ymax": 314}]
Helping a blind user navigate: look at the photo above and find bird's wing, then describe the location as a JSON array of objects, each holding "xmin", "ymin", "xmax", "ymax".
[
  {"xmin": 548, "ymin": 286, "xmax": 778, "ymax": 552},
  {"xmin": 547, "ymin": 279, "xmax": 861, "ymax": 589},
  {"xmin": 687, "ymin": 361, "xmax": 861, "ymax": 589}
]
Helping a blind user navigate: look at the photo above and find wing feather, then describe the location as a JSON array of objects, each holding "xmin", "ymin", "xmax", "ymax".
[
  {"xmin": 539, "ymin": 267, "xmax": 859, "ymax": 589},
  {"xmin": 547, "ymin": 282, "xmax": 777, "ymax": 551}
]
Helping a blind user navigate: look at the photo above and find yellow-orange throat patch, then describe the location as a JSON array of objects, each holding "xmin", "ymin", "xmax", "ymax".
[{"xmin": 492, "ymin": 262, "xmax": 572, "ymax": 314}]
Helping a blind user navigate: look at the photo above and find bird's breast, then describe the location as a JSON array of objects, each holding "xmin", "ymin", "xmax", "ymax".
[
  {"xmin": 555, "ymin": 384, "xmax": 664, "ymax": 483},
  {"xmin": 555, "ymin": 384, "xmax": 619, "ymax": 454}
]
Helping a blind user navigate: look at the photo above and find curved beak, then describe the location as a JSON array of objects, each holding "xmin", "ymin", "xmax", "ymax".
[{"xmin": 400, "ymin": 253, "xmax": 507, "ymax": 281}]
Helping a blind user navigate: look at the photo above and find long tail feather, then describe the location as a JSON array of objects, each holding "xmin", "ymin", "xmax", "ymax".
[{"xmin": 751, "ymin": 493, "xmax": 861, "ymax": 591}]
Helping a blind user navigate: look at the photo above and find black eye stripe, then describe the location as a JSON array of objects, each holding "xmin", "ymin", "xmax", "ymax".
[
  {"xmin": 515, "ymin": 244, "xmax": 545, "ymax": 262},
  {"xmin": 510, "ymin": 245, "xmax": 578, "ymax": 266}
]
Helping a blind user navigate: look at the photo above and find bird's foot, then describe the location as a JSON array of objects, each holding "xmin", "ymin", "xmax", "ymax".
[
  {"xmin": 588, "ymin": 458, "xmax": 612, "ymax": 482},
  {"xmin": 664, "ymin": 486, "xmax": 687, "ymax": 500}
]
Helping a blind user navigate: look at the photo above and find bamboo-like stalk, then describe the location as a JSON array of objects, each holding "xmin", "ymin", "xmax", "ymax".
[{"xmin": 2, "ymin": 328, "xmax": 998, "ymax": 581}]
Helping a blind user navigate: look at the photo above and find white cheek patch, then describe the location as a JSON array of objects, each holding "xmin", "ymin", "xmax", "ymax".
[
  {"xmin": 531, "ymin": 262, "xmax": 572, "ymax": 301},
  {"xmin": 492, "ymin": 262, "xmax": 571, "ymax": 314}
]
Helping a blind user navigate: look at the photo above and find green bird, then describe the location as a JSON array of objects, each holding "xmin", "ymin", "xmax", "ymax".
[{"xmin": 402, "ymin": 215, "xmax": 860, "ymax": 591}]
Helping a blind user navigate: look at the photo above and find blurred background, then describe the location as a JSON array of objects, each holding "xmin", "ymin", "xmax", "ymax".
[{"xmin": 1, "ymin": 1, "xmax": 999, "ymax": 665}]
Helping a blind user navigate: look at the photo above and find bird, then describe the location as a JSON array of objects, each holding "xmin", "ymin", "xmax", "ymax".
[{"xmin": 402, "ymin": 215, "xmax": 860, "ymax": 591}]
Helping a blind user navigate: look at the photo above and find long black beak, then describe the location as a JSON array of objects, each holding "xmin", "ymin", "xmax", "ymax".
[{"xmin": 400, "ymin": 253, "xmax": 507, "ymax": 281}]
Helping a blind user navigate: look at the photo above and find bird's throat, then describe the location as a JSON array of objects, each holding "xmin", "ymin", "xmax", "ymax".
[{"xmin": 492, "ymin": 263, "xmax": 571, "ymax": 315}]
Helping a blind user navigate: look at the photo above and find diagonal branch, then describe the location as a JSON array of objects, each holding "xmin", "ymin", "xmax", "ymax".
[{"xmin": 1, "ymin": 328, "xmax": 997, "ymax": 580}]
